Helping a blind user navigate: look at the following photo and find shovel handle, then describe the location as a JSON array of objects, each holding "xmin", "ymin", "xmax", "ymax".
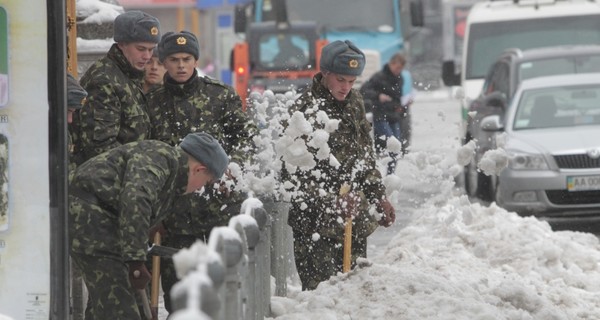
[
  {"xmin": 150, "ymin": 232, "xmax": 161, "ymax": 319},
  {"xmin": 343, "ymin": 217, "xmax": 352, "ymax": 273},
  {"xmin": 340, "ymin": 183, "xmax": 352, "ymax": 273}
]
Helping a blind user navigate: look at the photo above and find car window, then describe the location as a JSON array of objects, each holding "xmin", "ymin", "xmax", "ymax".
[
  {"xmin": 514, "ymin": 84, "xmax": 600, "ymax": 130},
  {"xmin": 518, "ymin": 55, "xmax": 600, "ymax": 83}
]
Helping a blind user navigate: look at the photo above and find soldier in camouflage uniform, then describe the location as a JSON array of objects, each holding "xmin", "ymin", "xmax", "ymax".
[
  {"xmin": 281, "ymin": 40, "xmax": 396, "ymax": 291},
  {"xmin": 145, "ymin": 30, "xmax": 258, "ymax": 312},
  {"xmin": 66, "ymin": 73, "xmax": 87, "ymax": 175},
  {"xmin": 69, "ymin": 132, "xmax": 228, "ymax": 320},
  {"xmin": 70, "ymin": 11, "xmax": 161, "ymax": 164}
]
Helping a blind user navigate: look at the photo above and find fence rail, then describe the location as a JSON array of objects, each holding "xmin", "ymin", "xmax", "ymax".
[{"xmin": 168, "ymin": 199, "xmax": 294, "ymax": 319}]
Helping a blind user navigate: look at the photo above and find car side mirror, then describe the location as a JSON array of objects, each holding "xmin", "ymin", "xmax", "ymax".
[{"xmin": 481, "ymin": 115, "xmax": 504, "ymax": 131}]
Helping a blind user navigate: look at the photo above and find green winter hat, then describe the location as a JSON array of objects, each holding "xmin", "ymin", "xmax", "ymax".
[
  {"xmin": 113, "ymin": 10, "xmax": 161, "ymax": 44},
  {"xmin": 158, "ymin": 31, "xmax": 199, "ymax": 62},
  {"xmin": 67, "ymin": 74, "xmax": 87, "ymax": 109},
  {"xmin": 180, "ymin": 132, "xmax": 229, "ymax": 179},
  {"xmin": 320, "ymin": 40, "xmax": 365, "ymax": 76}
]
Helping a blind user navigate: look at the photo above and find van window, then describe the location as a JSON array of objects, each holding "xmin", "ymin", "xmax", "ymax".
[{"xmin": 466, "ymin": 15, "xmax": 600, "ymax": 80}]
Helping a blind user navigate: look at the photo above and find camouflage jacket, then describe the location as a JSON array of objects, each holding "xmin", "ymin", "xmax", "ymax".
[
  {"xmin": 71, "ymin": 44, "xmax": 150, "ymax": 164},
  {"xmin": 146, "ymin": 72, "xmax": 257, "ymax": 236},
  {"xmin": 69, "ymin": 140, "xmax": 189, "ymax": 261},
  {"xmin": 146, "ymin": 72, "xmax": 257, "ymax": 164},
  {"xmin": 283, "ymin": 73, "xmax": 386, "ymax": 239}
]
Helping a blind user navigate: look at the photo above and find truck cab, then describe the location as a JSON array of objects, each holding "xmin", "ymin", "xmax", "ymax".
[{"xmin": 232, "ymin": 20, "xmax": 326, "ymax": 108}]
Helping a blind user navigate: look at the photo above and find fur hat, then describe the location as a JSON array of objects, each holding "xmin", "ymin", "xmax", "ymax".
[
  {"xmin": 180, "ymin": 132, "xmax": 229, "ymax": 179},
  {"xmin": 113, "ymin": 10, "xmax": 161, "ymax": 44},
  {"xmin": 320, "ymin": 40, "xmax": 365, "ymax": 76},
  {"xmin": 67, "ymin": 74, "xmax": 87, "ymax": 109},
  {"xmin": 158, "ymin": 31, "xmax": 199, "ymax": 62}
]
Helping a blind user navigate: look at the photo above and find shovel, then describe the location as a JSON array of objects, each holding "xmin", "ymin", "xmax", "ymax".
[
  {"xmin": 150, "ymin": 232, "xmax": 161, "ymax": 320},
  {"xmin": 339, "ymin": 183, "xmax": 352, "ymax": 273}
]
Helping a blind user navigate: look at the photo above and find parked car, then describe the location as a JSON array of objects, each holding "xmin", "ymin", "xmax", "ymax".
[
  {"xmin": 480, "ymin": 73, "xmax": 600, "ymax": 222},
  {"xmin": 463, "ymin": 45, "xmax": 600, "ymax": 200}
]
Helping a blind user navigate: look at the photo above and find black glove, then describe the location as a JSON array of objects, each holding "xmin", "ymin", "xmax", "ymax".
[{"xmin": 127, "ymin": 261, "xmax": 151, "ymax": 290}]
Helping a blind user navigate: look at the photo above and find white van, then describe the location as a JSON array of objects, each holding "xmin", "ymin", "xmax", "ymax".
[{"xmin": 441, "ymin": 0, "xmax": 600, "ymax": 138}]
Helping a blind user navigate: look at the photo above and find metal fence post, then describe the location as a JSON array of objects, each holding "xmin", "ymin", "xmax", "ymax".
[{"xmin": 208, "ymin": 227, "xmax": 244, "ymax": 320}]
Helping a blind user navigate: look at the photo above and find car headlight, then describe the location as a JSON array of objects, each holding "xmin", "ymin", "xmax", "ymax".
[{"xmin": 508, "ymin": 152, "xmax": 549, "ymax": 170}]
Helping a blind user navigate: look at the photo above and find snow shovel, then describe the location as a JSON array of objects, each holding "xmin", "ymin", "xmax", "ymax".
[
  {"xmin": 150, "ymin": 232, "xmax": 161, "ymax": 320},
  {"xmin": 340, "ymin": 183, "xmax": 352, "ymax": 273}
]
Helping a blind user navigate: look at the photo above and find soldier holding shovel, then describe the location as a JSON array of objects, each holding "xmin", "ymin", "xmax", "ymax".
[{"xmin": 280, "ymin": 40, "xmax": 396, "ymax": 291}]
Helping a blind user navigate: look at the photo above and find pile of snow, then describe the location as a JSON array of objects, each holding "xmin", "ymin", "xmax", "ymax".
[{"xmin": 269, "ymin": 178, "xmax": 600, "ymax": 319}]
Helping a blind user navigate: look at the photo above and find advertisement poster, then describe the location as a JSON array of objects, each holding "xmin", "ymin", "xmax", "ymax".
[
  {"xmin": 0, "ymin": 1, "xmax": 51, "ymax": 319},
  {"xmin": 0, "ymin": 7, "xmax": 6, "ymax": 107}
]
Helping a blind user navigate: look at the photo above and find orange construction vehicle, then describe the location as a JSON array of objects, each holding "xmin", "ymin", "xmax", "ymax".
[{"xmin": 231, "ymin": 1, "xmax": 327, "ymax": 110}]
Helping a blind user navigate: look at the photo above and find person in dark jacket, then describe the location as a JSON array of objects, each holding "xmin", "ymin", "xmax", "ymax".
[
  {"xmin": 145, "ymin": 30, "xmax": 258, "ymax": 313},
  {"xmin": 69, "ymin": 132, "xmax": 228, "ymax": 320},
  {"xmin": 280, "ymin": 40, "xmax": 396, "ymax": 291},
  {"xmin": 360, "ymin": 53, "xmax": 407, "ymax": 175},
  {"xmin": 70, "ymin": 10, "xmax": 161, "ymax": 164}
]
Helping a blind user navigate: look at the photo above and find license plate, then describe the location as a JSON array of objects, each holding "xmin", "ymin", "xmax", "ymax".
[{"xmin": 567, "ymin": 175, "xmax": 600, "ymax": 191}]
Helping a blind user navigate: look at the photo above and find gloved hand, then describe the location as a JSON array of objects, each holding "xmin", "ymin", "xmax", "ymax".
[
  {"xmin": 337, "ymin": 192, "xmax": 361, "ymax": 219},
  {"xmin": 376, "ymin": 199, "xmax": 396, "ymax": 227},
  {"xmin": 127, "ymin": 261, "xmax": 151, "ymax": 290}
]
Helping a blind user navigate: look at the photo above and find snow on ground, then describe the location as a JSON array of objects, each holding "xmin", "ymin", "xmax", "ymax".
[{"xmin": 266, "ymin": 89, "xmax": 600, "ymax": 319}]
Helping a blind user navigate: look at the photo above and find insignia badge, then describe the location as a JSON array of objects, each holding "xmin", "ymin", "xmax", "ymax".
[
  {"xmin": 349, "ymin": 59, "xmax": 359, "ymax": 68},
  {"xmin": 177, "ymin": 37, "xmax": 187, "ymax": 45},
  {"xmin": 587, "ymin": 148, "xmax": 600, "ymax": 159},
  {"xmin": 150, "ymin": 27, "xmax": 159, "ymax": 36}
]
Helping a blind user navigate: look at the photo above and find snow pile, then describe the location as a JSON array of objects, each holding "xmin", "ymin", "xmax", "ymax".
[
  {"xmin": 270, "ymin": 186, "xmax": 600, "ymax": 319},
  {"xmin": 76, "ymin": 0, "xmax": 123, "ymax": 24}
]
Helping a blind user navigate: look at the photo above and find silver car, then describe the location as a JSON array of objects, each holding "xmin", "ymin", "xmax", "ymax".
[{"xmin": 481, "ymin": 73, "xmax": 600, "ymax": 222}]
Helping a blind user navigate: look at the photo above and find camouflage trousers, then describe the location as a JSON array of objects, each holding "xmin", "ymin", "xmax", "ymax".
[
  {"xmin": 293, "ymin": 229, "xmax": 367, "ymax": 291},
  {"xmin": 159, "ymin": 234, "xmax": 197, "ymax": 313},
  {"xmin": 160, "ymin": 194, "xmax": 243, "ymax": 313},
  {"xmin": 70, "ymin": 252, "xmax": 141, "ymax": 320},
  {"xmin": 69, "ymin": 194, "xmax": 143, "ymax": 319}
]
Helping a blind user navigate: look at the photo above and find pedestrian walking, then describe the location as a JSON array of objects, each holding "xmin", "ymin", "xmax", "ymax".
[{"xmin": 361, "ymin": 52, "xmax": 408, "ymax": 175}]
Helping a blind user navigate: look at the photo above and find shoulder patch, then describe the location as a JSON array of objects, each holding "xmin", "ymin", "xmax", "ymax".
[{"xmin": 202, "ymin": 76, "xmax": 233, "ymax": 90}]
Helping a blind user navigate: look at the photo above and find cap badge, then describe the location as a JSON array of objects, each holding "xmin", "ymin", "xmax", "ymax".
[
  {"xmin": 349, "ymin": 59, "xmax": 359, "ymax": 68},
  {"xmin": 177, "ymin": 37, "xmax": 187, "ymax": 45},
  {"xmin": 150, "ymin": 27, "xmax": 159, "ymax": 36}
]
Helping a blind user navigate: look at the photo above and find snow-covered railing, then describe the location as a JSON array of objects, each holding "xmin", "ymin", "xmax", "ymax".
[
  {"xmin": 168, "ymin": 200, "xmax": 277, "ymax": 319},
  {"xmin": 167, "ymin": 91, "xmax": 299, "ymax": 319}
]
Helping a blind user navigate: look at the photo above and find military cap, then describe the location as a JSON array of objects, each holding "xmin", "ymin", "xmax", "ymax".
[
  {"xmin": 180, "ymin": 132, "xmax": 229, "ymax": 179},
  {"xmin": 320, "ymin": 40, "xmax": 365, "ymax": 76},
  {"xmin": 67, "ymin": 74, "xmax": 87, "ymax": 109},
  {"xmin": 158, "ymin": 31, "xmax": 199, "ymax": 62},
  {"xmin": 113, "ymin": 10, "xmax": 161, "ymax": 44}
]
